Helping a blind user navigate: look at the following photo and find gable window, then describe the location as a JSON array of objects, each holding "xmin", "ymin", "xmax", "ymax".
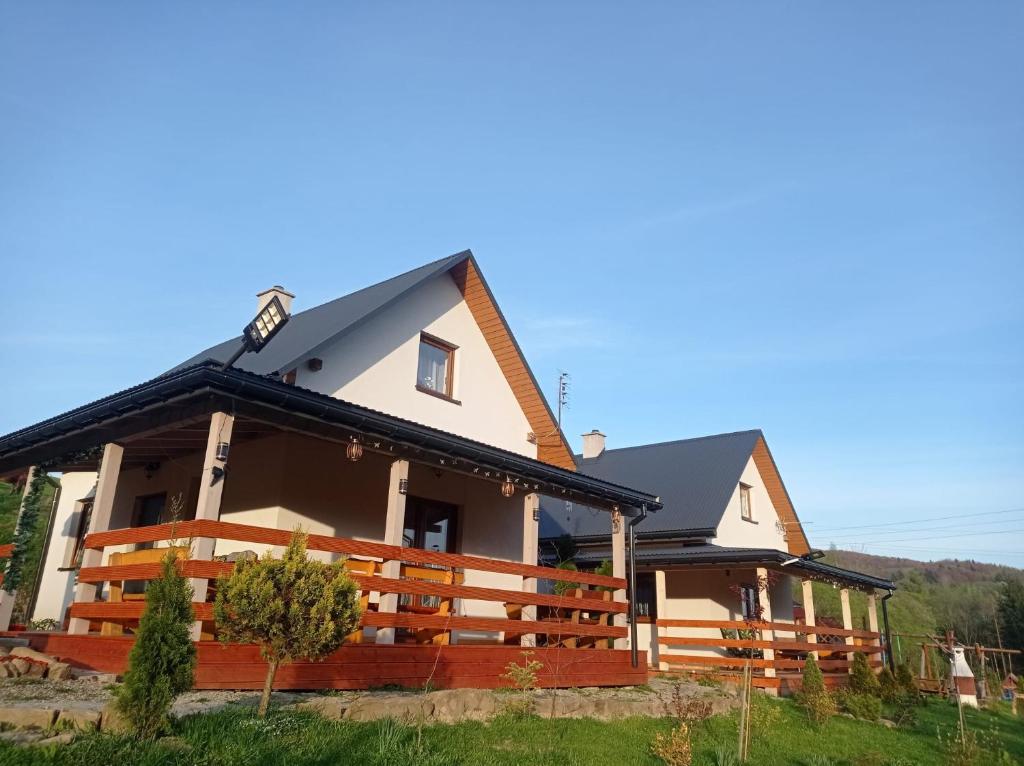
[
  {"xmin": 739, "ymin": 483, "xmax": 753, "ymax": 521},
  {"xmin": 416, "ymin": 333, "xmax": 456, "ymax": 399}
]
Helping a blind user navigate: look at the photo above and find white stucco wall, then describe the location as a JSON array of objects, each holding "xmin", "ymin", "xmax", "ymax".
[
  {"xmin": 712, "ymin": 456, "xmax": 789, "ymax": 550},
  {"xmin": 291, "ymin": 273, "xmax": 537, "ymax": 458},
  {"xmin": 31, "ymin": 472, "xmax": 98, "ymax": 624}
]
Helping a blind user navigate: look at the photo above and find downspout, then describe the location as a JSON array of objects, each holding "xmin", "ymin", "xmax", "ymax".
[
  {"xmin": 627, "ymin": 503, "xmax": 648, "ymax": 668},
  {"xmin": 881, "ymin": 589, "xmax": 896, "ymax": 673}
]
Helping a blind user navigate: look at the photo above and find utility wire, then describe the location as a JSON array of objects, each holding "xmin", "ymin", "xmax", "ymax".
[
  {"xmin": 826, "ymin": 515, "xmax": 1024, "ymax": 540},
  {"xmin": 811, "ymin": 507, "xmax": 1024, "ymax": 533},
  {"xmin": 826, "ymin": 527, "xmax": 1024, "ymax": 545}
]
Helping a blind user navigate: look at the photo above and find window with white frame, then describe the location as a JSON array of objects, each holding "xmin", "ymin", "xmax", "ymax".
[{"xmin": 739, "ymin": 482, "xmax": 753, "ymax": 521}]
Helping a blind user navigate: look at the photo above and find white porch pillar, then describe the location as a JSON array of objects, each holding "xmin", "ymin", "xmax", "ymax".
[
  {"xmin": 69, "ymin": 444, "xmax": 124, "ymax": 634},
  {"xmin": 840, "ymin": 587, "xmax": 855, "ymax": 670},
  {"xmin": 611, "ymin": 510, "xmax": 627, "ymax": 649},
  {"xmin": 188, "ymin": 412, "xmax": 234, "ymax": 640},
  {"xmin": 0, "ymin": 468, "xmax": 36, "ymax": 631},
  {"xmin": 520, "ymin": 493, "xmax": 539, "ymax": 647},
  {"xmin": 375, "ymin": 459, "xmax": 408, "ymax": 645},
  {"xmin": 801, "ymin": 578, "xmax": 819, "ymax": 660},
  {"xmin": 654, "ymin": 569, "xmax": 668, "ymax": 669},
  {"xmin": 756, "ymin": 567, "xmax": 776, "ymax": 687}
]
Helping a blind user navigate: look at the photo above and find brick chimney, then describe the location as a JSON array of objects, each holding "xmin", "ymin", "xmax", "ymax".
[
  {"xmin": 257, "ymin": 285, "xmax": 295, "ymax": 315},
  {"xmin": 581, "ymin": 429, "xmax": 606, "ymax": 459}
]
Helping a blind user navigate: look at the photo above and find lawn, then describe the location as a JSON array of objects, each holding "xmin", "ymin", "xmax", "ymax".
[{"xmin": 0, "ymin": 696, "xmax": 1021, "ymax": 766}]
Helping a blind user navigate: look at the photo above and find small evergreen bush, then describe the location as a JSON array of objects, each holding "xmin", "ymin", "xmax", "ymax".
[
  {"xmin": 838, "ymin": 689, "xmax": 882, "ymax": 721},
  {"xmin": 798, "ymin": 655, "xmax": 836, "ymax": 726},
  {"xmin": 114, "ymin": 551, "xmax": 196, "ymax": 739},
  {"xmin": 552, "ymin": 560, "xmax": 580, "ymax": 597},
  {"xmin": 895, "ymin": 662, "xmax": 920, "ymax": 699},
  {"xmin": 849, "ymin": 652, "xmax": 880, "ymax": 696},
  {"xmin": 214, "ymin": 529, "xmax": 361, "ymax": 716},
  {"xmin": 878, "ymin": 667, "xmax": 899, "ymax": 703}
]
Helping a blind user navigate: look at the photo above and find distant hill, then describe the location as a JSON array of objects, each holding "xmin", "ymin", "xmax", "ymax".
[{"xmin": 826, "ymin": 549, "xmax": 1024, "ymax": 587}]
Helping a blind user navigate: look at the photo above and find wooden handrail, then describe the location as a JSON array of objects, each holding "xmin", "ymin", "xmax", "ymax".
[
  {"xmin": 76, "ymin": 561, "xmax": 629, "ymax": 615},
  {"xmin": 84, "ymin": 520, "xmax": 627, "ymax": 589},
  {"xmin": 0, "ymin": 544, "xmax": 13, "ymax": 559},
  {"xmin": 656, "ymin": 617, "xmax": 879, "ymax": 640},
  {"xmin": 659, "ymin": 636, "xmax": 884, "ymax": 654},
  {"xmin": 67, "ymin": 601, "xmax": 626, "ymax": 639}
]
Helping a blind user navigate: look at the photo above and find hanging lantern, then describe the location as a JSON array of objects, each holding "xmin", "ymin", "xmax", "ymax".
[
  {"xmin": 346, "ymin": 438, "xmax": 364, "ymax": 462},
  {"xmin": 501, "ymin": 477, "xmax": 515, "ymax": 498}
]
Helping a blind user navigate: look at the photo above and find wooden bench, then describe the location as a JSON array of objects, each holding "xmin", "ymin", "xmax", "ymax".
[
  {"xmin": 505, "ymin": 587, "xmax": 613, "ymax": 649},
  {"xmin": 100, "ymin": 546, "xmax": 193, "ymax": 637},
  {"xmin": 397, "ymin": 565, "xmax": 464, "ymax": 645}
]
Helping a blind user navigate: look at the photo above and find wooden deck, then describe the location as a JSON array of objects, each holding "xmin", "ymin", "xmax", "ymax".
[{"xmin": 9, "ymin": 632, "xmax": 648, "ymax": 690}]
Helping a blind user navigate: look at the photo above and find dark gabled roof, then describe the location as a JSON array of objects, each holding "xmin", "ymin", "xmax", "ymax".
[
  {"xmin": 540, "ymin": 430, "xmax": 763, "ymax": 540},
  {"xmin": 0, "ymin": 361, "xmax": 663, "ymax": 512},
  {"xmin": 171, "ymin": 251, "xmax": 471, "ymax": 376},
  {"xmin": 568, "ymin": 543, "xmax": 895, "ymax": 591}
]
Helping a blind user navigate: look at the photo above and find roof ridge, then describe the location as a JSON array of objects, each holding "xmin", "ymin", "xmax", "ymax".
[
  {"xmin": 287, "ymin": 249, "xmax": 471, "ymax": 318},
  {"xmin": 579, "ymin": 429, "xmax": 763, "ymax": 458}
]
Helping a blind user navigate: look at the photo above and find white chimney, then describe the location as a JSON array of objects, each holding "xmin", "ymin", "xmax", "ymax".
[
  {"xmin": 581, "ymin": 429, "xmax": 606, "ymax": 459},
  {"xmin": 257, "ymin": 285, "xmax": 295, "ymax": 315}
]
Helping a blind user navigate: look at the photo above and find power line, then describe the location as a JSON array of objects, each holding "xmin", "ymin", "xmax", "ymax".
[
  {"xmin": 825, "ymin": 514, "xmax": 1024, "ymax": 540},
  {"xmin": 826, "ymin": 527, "xmax": 1024, "ymax": 545},
  {"xmin": 811, "ymin": 507, "xmax": 1024, "ymax": 533}
]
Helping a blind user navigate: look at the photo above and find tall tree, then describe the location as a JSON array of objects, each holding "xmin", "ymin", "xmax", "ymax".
[{"xmin": 997, "ymin": 578, "xmax": 1024, "ymax": 653}]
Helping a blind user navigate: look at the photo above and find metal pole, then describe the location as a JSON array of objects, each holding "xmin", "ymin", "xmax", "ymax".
[
  {"xmin": 881, "ymin": 589, "xmax": 896, "ymax": 673},
  {"xmin": 627, "ymin": 504, "xmax": 647, "ymax": 668}
]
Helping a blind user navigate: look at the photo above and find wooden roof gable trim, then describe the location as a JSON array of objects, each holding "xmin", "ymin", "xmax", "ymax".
[
  {"xmin": 751, "ymin": 436, "xmax": 810, "ymax": 556},
  {"xmin": 447, "ymin": 258, "xmax": 577, "ymax": 471}
]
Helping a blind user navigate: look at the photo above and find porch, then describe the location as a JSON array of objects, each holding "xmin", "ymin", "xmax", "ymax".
[
  {"xmin": 0, "ymin": 363, "xmax": 661, "ymax": 689},
  {"xmin": 642, "ymin": 552, "xmax": 891, "ymax": 693}
]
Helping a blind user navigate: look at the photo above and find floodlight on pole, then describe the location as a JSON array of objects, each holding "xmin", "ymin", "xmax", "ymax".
[{"xmin": 221, "ymin": 295, "xmax": 291, "ymax": 370}]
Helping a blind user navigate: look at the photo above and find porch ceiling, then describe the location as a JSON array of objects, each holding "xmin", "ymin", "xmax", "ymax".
[{"xmin": 0, "ymin": 362, "xmax": 662, "ymax": 514}]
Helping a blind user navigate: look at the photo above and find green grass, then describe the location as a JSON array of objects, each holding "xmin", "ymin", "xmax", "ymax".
[{"xmin": 0, "ymin": 697, "xmax": 1020, "ymax": 765}]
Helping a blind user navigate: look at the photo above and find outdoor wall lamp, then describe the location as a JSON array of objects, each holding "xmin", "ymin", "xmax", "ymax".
[
  {"xmin": 398, "ymin": 478, "xmax": 409, "ymax": 495},
  {"xmin": 216, "ymin": 442, "xmax": 230, "ymax": 462}
]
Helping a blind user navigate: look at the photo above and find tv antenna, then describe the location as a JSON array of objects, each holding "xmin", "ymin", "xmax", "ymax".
[{"xmin": 557, "ymin": 371, "xmax": 570, "ymax": 430}]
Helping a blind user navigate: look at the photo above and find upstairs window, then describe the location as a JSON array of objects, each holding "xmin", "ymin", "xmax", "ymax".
[
  {"xmin": 739, "ymin": 483, "xmax": 753, "ymax": 521},
  {"xmin": 417, "ymin": 333, "xmax": 455, "ymax": 398}
]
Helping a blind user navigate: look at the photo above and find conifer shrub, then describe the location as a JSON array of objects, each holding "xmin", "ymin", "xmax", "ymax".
[
  {"xmin": 849, "ymin": 651, "xmax": 880, "ymax": 696},
  {"xmin": 213, "ymin": 529, "xmax": 361, "ymax": 716},
  {"xmin": 797, "ymin": 654, "xmax": 836, "ymax": 726},
  {"xmin": 878, "ymin": 666, "xmax": 900, "ymax": 703},
  {"xmin": 838, "ymin": 689, "xmax": 882, "ymax": 721},
  {"xmin": 114, "ymin": 551, "xmax": 197, "ymax": 739},
  {"xmin": 895, "ymin": 662, "xmax": 920, "ymax": 699}
]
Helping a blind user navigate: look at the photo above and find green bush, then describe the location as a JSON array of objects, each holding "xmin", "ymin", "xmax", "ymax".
[
  {"xmin": 552, "ymin": 560, "xmax": 580, "ymax": 597},
  {"xmin": 114, "ymin": 551, "xmax": 196, "ymax": 739},
  {"xmin": 214, "ymin": 529, "xmax": 361, "ymax": 717},
  {"xmin": 849, "ymin": 652, "xmax": 880, "ymax": 697},
  {"xmin": 895, "ymin": 663, "xmax": 919, "ymax": 699},
  {"xmin": 838, "ymin": 690, "xmax": 882, "ymax": 721},
  {"xmin": 798, "ymin": 655, "xmax": 836, "ymax": 726},
  {"xmin": 877, "ymin": 667, "xmax": 899, "ymax": 703}
]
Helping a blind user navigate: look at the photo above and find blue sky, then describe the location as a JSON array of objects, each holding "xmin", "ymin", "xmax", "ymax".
[{"xmin": 1, "ymin": 3, "xmax": 1021, "ymax": 565}]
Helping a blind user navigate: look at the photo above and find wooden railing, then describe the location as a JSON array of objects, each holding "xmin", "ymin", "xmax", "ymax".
[
  {"xmin": 71, "ymin": 520, "xmax": 629, "ymax": 646},
  {"xmin": 0, "ymin": 543, "xmax": 11, "ymax": 587},
  {"xmin": 657, "ymin": 618, "xmax": 882, "ymax": 688}
]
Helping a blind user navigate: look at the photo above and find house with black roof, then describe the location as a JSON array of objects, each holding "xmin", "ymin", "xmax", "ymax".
[
  {"xmin": 0, "ymin": 252, "xmax": 657, "ymax": 690},
  {"xmin": 541, "ymin": 429, "xmax": 895, "ymax": 691}
]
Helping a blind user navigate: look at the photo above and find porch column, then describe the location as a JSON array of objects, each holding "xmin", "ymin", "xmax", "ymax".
[
  {"xmin": 520, "ymin": 493, "xmax": 539, "ymax": 647},
  {"xmin": 654, "ymin": 569, "xmax": 668, "ymax": 669},
  {"xmin": 840, "ymin": 587, "xmax": 855, "ymax": 670},
  {"xmin": 69, "ymin": 444, "xmax": 124, "ymax": 634},
  {"xmin": 0, "ymin": 468, "xmax": 36, "ymax": 631},
  {"xmin": 756, "ymin": 567, "xmax": 776, "ymax": 688},
  {"xmin": 801, "ymin": 578, "xmax": 819, "ymax": 660},
  {"xmin": 188, "ymin": 412, "xmax": 234, "ymax": 640},
  {"xmin": 375, "ymin": 459, "xmax": 409, "ymax": 645},
  {"xmin": 611, "ymin": 510, "xmax": 627, "ymax": 649},
  {"xmin": 866, "ymin": 592, "xmax": 880, "ymax": 670}
]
